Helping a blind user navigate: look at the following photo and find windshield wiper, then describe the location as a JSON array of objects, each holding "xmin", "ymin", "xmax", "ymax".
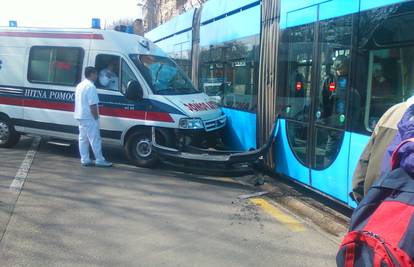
[{"xmin": 154, "ymin": 63, "xmax": 164, "ymax": 84}]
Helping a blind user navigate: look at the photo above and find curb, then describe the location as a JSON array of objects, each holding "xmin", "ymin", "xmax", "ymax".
[{"xmin": 234, "ymin": 174, "xmax": 350, "ymax": 240}]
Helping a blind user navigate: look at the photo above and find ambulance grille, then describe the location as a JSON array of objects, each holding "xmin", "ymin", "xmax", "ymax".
[{"xmin": 204, "ymin": 115, "xmax": 227, "ymax": 132}]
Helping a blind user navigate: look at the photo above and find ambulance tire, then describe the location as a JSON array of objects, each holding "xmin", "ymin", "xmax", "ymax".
[
  {"xmin": 126, "ymin": 130, "xmax": 159, "ymax": 168},
  {"xmin": 0, "ymin": 116, "xmax": 20, "ymax": 148}
]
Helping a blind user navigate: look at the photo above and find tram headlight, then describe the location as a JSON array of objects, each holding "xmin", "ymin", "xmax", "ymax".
[{"xmin": 179, "ymin": 118, "xmax": 204, "ymax": 130}]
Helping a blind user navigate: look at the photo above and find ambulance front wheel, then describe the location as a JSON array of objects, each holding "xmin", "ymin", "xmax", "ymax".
[
  {"xmin": 0, "ymin": 116, "xmax": 20, "ymax": 148},
  {"xmin": 125, "ymin": 130, "xmax": 159, "ymax": 168}
]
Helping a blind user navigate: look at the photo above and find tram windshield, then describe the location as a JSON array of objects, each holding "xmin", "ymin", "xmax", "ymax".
[{"xmin": 130, "ymin": 54, "xmax": 198, "ymax": 95}]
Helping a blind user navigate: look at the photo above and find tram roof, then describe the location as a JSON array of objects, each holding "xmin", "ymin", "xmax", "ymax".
[{"xmin": 280, "ymin": 0, "xmax": 408, "ymax": 29}]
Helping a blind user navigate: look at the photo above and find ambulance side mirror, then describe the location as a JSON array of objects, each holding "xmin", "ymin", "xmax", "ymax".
[{"xmin": 126, "ymin": 81, "xmax": 143, "ymax": 101}]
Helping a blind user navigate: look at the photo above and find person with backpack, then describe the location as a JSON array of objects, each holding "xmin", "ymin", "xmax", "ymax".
[
  {"xmin": 337, "ymin": 104, "xmax": 414, "ymax": 266},
  {"xmin": 351, "ymin": 97, "xmax": 414, "ymax": 203}
]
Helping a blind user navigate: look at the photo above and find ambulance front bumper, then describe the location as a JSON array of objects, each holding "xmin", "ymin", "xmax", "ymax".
[{"xmin": 151, "ymin": 118, "xmax": 278, "ymax": 166}]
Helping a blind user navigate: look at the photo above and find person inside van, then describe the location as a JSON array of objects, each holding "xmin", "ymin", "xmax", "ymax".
[
  {"xmin": 141, "ymin": 55, "xmax": 172, "ymax": 88},
  {"xmin": 131, "ymin": 55, "xmax": 155, "ymax": 89},
  {"xmin": 133, "ymin": 54, "xmax": 194, "ymax": 94},
  {"xmin": 98, "ymin": 59, "xmax": 119, "ymax": 91}
]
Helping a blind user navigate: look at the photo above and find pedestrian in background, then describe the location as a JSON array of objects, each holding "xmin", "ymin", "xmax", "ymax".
[{"xmin": 74, "ymin": 66, "xmax": 112, "ymax": 167}]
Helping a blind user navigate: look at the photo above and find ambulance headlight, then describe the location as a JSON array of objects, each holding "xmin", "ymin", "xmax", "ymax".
[{"xmin": 179, "ymin": 118, "xmax": 204, "ymax": 130}]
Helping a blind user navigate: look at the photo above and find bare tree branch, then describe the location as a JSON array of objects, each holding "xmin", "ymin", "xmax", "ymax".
[{"xmin": 141, "ymin": 0, "xmax": 208, "ymax": 32}]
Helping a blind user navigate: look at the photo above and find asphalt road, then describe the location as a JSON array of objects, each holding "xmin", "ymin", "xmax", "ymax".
[{"xmin": 0, "ymin": 136, "xmax": 339, "ymax": 267}]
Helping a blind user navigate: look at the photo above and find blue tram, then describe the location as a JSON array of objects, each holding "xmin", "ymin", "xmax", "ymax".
[{"xmin": 146, "ymin": 0, "xmax": 414, "ymax": 207}]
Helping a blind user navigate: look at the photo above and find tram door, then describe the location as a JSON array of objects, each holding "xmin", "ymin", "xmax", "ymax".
[{"xmin": 284, "ymin": 16, "xmax": 352, "ymax": 201}]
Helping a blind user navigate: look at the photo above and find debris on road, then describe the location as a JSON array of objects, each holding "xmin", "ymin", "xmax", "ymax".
[{"xmin": 238, "ymin": 191, "xmax": 269, "ymax": 200}]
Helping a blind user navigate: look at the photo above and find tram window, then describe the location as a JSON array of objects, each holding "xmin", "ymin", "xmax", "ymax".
[
  {"xmin": 374, "ymin": 11, "xmax": 414, "ymax": 45},
  {"xmin": 224, "ymin": 60, "xmax": 258, "ymax": 111},
  {"xmin": 172, "ymin": 42, "xmax": 192, "ymax": 78},
  {"xmin": 358, "ymin": 2, "xmax": 414, "ymax": 132},
  {"xmin": 283, "ymin": 24, "xmax": 314, "ymax": 122},
  {"xmin": 314, "ymin": 128, "xmax": 343, "ymax": 169},
  {"xmin": 364, "ymin": 48, "xmax": 414, "ymax": 131},
  {"xmin": 279, "ymin": 23, "xmax": 315, "ymax": 166},
  {"xmin": 199, "ymin": 35, "xmax": 259, "ymax": 112},
  {"xmin": 199, "ymin": 62, "xmax": 229, "ymax": 104},
  {"xmin": 313, "ymin": 15, "xmax": 352, "ymax": 169},
  {"xmin": 316, "ymin": 15, "xmax": 353, "ymax": 129}
]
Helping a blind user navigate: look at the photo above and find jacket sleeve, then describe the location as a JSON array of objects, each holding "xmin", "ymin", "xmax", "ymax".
[
  {"xmin": 351, "ymin": 133, "xmax": 376, "ymax": 203},
  {"xmin": 351, "ymin": 111, "xmax": 386, "ymax": 203},
  {"xmin": 350, "ymin": 103, "xmax": 403, "ymax": 203}
]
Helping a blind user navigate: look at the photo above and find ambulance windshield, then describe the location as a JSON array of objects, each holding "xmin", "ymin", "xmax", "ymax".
[{"xmin": 130, "ymin": 54, "xmax": 199, "ymax": 95}]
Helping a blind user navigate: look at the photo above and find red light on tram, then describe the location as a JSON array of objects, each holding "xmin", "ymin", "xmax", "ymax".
[
  {"xmin": 296, "ymin": 81, "xmax": 302, "ymax": 91},
  {"xmin": 329, "ymin": 82, "xmax": 336, "ymax": 92}
]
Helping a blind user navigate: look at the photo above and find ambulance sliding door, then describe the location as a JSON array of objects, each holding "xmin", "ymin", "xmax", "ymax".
[{"xmin": 24, "ymin": 45, "xmax": 85, "ymax": 139}]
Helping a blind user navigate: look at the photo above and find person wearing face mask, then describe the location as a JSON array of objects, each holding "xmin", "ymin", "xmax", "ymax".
[{"xmin": 98, "ymin": 59, "xmax": 119, "ymax": 91}]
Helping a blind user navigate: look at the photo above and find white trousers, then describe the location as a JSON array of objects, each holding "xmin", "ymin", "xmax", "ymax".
[{"xmin": 78, "ymin": 119, "xmax": 106, "ymax": 164}]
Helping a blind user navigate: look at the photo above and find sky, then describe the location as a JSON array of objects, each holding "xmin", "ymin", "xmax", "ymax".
[{"xmin": 0, "ymin": 0, "xmax": 142, "ymax": 28}]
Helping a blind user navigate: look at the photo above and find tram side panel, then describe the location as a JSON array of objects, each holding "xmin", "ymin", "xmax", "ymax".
[
  {"xmin": 198, "ymin": 0, "xmax": 261, "ymax": 151},
  {"xmin": 145, "ymin": 0, "xmax": 414, "ymax": 207},
  {"xmin": 276, "ymin": 0, "xmax": 414, "ymax": 207}
]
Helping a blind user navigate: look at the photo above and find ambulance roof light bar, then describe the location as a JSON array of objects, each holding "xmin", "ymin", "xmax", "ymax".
[
  {"xmin": 114, "ymin": 25, "xmax": 134, "ymax": 34},
  {"xmin": 92, "ymin": 18, "xmax": 101, "ymax": 29}
]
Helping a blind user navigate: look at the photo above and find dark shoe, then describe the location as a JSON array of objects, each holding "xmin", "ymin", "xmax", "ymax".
[{"xmin": 81, "ymin": 161, "xmax": 94, "ymax": 167}]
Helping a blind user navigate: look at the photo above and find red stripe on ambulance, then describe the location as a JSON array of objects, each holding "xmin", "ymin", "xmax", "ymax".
[
  {"xmin": 0, "ymin": 97, "xmax": 174, "ymax": 123},
  {"xmin": 0, "ymin": 96, "xmax": 23, "ymax": 106},
  {"xmin": 99, "ymin": 107, "xmax": 174, "ymax": 123}
]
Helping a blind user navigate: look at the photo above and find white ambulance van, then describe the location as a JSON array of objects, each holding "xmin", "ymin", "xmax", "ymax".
[{"xmin": 0, "ymin": 27, "xmax": 226, "ymax": 167}]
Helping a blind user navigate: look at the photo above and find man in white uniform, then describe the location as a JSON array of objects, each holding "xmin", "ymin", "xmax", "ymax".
[
  {"xmin": 74, "ymin": 67, "xmax": 112, "ymax": 167},
  {"xmin": 98, "ymin": 60, "xmax": 119, "ymax": 91}
]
